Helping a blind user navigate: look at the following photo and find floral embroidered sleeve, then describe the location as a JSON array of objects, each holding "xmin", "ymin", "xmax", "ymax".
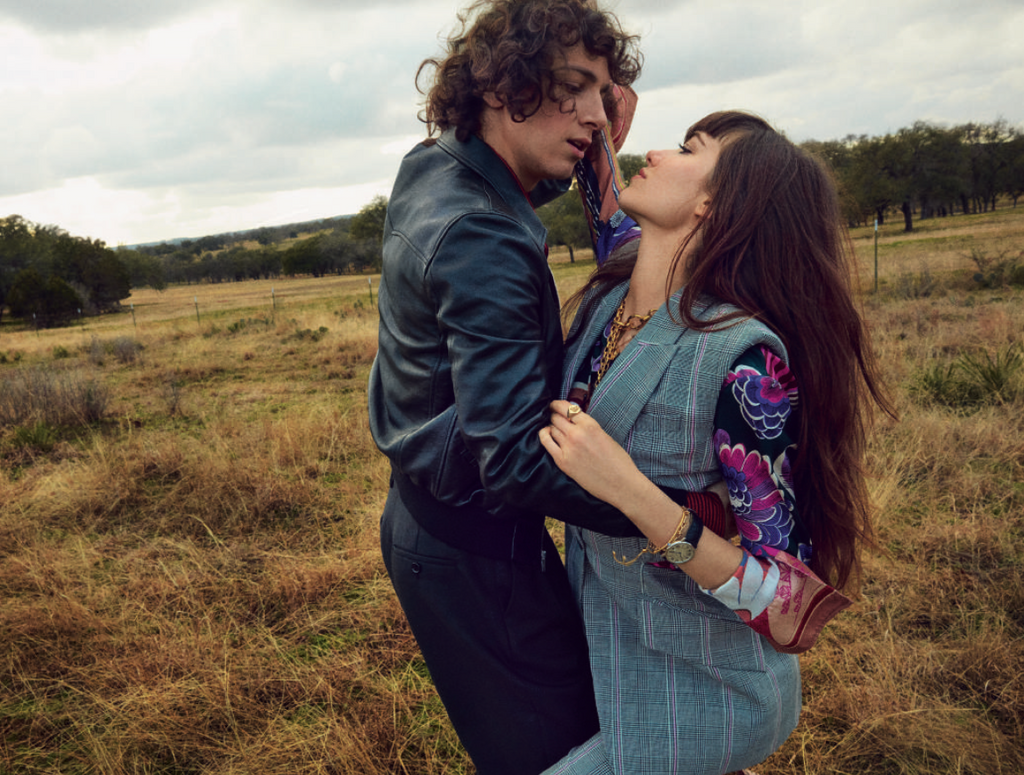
[
  {"xmin": 706, "ymin": 346, "xmax": 801, "ymax": 608},
  {"xmin": 702, "ymin": 346, "xmax": 851, "ymax": 652},
  {"xmin": 714, "ymin": 345, "xmax": 805, "ymax": 565}
]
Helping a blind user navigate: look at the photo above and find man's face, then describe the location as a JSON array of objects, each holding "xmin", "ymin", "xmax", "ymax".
[{"xmin": 480, "ymin": 45, "xmax": 613, "ymax": 192}]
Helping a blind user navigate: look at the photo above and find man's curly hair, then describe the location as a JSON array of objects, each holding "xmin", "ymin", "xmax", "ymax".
[{"xmin": 417, "ymin": 0, "xmax": 641, "ymax": 141}]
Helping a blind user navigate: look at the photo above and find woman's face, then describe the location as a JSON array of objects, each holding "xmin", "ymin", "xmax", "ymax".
[{"xmin": 619, "ymin": 131, "xmax": 723, "ymax": 233}]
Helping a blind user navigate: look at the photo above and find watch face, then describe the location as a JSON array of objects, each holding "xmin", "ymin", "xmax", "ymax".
[{"xmin": 664, "ymin": 542, "xmax": 695, "ymax": 565}]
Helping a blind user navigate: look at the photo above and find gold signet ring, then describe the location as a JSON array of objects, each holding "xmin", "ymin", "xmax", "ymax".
[{"xmin": 566, "ymin": 403, "xmax": 582, "ymax": 422}]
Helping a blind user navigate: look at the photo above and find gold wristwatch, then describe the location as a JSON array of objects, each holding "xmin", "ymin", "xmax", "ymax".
[{"xmin": 662, "ymin": 513, "xmax": 704, "ymax": 565}]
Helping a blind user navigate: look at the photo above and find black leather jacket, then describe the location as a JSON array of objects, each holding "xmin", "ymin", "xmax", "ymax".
[{"xmin": 368, "ymin": 130, "xmax": 639, "ymax": 565}]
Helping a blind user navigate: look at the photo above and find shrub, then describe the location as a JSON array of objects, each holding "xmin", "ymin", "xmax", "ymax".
[
  {"xmin": 227, "ymin": 316, "xmax": 273, "ymax": 334},
  {"xmin": 111, "ymin": 336, "xmax": 142, "ymax": 365},
  {"xmin": 892, "ymin": 266, "xmax": 939, "ymax": 299},
  {"xmin": 87, "ymin": 336, "xmax": 106, "ymax": 366},
  {"xmin": 910, "ymin": 343, "xmax": 1023, "ymax": 409},
  {"xmin": 11, "ymin": 421, "xmax": 60, "ymax": 452},
  {"xmin": 0, "ymin": 365, "xmax": 109, "ymax": 427},
  {"xmin": 957, "ymin": 342, "xmax": 1023, "ymax": 403},
  {"xmin": 910, "ymin": 361, "xmax": 978, "ymax": 408},
  {"xmin": 284, "ymin": 326, "xmax": 329, "ymax": 343},
  {"xmin": 968, "ymin": 248, "xmax": 1024, "ymax": 289},
  {"xmin": 161, "ymin": 371, "xmax": 185, "ymax": 417},
  {"xmin": 85, "ymin": 336, "xmax": 142, "ymax": 366}
]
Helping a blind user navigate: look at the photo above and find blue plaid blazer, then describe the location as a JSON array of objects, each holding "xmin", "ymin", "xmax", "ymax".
[{"xmin": 547, "ymin": 282, "xmax": 801, "ymax": 775}]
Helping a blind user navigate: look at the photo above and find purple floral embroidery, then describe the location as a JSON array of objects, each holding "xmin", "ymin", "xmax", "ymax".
[
  {"xmin": 715, "ymin": 429, "xmax": 794, "ymax": 551},
  {"xmin": 725, "ymin": 348, "xmax": 798, "ymax": 440},
  {"xmin": 773, "ymin": 446, "xmax": 796, "ymax": 510},
  {"xmin": 596, "ymin": 216, "xmax": 640, "ymax": 266}
]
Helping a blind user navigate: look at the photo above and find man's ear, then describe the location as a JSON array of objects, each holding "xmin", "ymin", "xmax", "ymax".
[{"xmin": 482, "ymin": 91, "xmax": 504, "ymax": 110}]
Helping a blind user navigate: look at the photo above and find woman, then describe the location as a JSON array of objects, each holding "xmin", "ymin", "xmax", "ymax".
[{"xmin": 538, "ymin": 111, "xmax": 894, "ymax": 774}]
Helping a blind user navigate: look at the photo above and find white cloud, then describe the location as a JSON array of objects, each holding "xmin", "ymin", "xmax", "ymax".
[
  {"xmin": 328, "ymin": 62, "xmax": 348, "ymax": 83},
  {"xmin": 0, "ymin": 0, "xmax": 1021, "ymax": 245},
  {"xmin": 381, "ymin": 137, "xmax": 426, "ymax": 156}
]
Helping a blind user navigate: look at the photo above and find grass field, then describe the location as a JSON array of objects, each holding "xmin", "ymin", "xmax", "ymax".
[{"xmin": 2, "ymin": 205, "xmax": 1023, "ymax": 774}]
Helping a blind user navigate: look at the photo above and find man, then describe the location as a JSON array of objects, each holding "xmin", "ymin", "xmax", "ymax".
[{"xmin": 368, "ymin": 2, "xmax": 719, "ymax": 772}]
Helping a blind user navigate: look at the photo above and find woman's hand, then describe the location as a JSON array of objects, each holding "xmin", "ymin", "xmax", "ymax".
[
  {"xmin": 541, "ymin": 399, "xmax": 744, "ymax": 585},
  {"xmin": 538, "ymin": 400, "xmax": 643, "ymax": 511}
]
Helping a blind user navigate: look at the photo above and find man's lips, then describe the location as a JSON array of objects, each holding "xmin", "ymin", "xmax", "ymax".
[{"xmin": 568, "ymin": 138, "xmax": 590, "ymax": 157}]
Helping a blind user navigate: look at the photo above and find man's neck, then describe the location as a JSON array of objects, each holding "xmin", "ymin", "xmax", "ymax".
[{"xmin": 476, "ymin": 133, "xmax": 537, "ymax": 200}]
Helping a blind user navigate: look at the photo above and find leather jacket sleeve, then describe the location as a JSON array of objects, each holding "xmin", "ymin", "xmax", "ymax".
[{"xmin": 425, "ymin": 209, "xmax": 644, "ymax": 536}]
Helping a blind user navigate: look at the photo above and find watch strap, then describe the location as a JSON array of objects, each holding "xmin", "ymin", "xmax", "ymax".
[{"xmin": 683, "ymin": 511, "xmax": 704, "ymax": 548}]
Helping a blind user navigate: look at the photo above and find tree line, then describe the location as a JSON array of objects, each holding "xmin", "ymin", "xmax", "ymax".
[
  {"xmin": 0, "ymin": 216, "xmax": 132, "ymax": 329},
  {"xmin": 804, "ymin": 119, "xmax": 1023, "ymax": 231},
  {"xmin": 131, "ymin": 196, "xmax": 388, "ymax": 288},
  {"xmin": 2, "ymin": 120, "xmax": 1021, "ymax": 328},
  {"xmin": 0, "ymin": 196, "xmax": 388, "ymax": 329}
]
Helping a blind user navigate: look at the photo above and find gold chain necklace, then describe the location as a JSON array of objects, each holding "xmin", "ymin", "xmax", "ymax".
[{"xmin": 595, "ymin": 299, "xmax": 658, "ymax": 386}]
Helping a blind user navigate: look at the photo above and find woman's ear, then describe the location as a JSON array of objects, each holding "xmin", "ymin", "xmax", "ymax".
[{"xmin": 694, "ymin": 197, "xmax": 711, "ymax": 219}]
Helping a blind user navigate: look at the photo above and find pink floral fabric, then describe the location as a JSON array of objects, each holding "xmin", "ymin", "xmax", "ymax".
[{"xmin": 702, "ymin": 346, "xmax": 850, "ymax": 653}]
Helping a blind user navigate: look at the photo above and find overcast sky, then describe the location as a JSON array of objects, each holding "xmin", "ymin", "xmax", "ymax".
[{"xmin": 1, "ymin": 0, "xmax": 1021, "ymax": 246}]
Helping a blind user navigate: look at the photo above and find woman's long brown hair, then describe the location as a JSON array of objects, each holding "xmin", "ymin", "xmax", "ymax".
[{"xmin": 570, "ymin": 111, "xmax": 895, "ymax": 591}]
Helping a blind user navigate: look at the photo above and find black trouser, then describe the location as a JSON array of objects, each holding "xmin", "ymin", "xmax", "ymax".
[{"xmin": 380, "ymin": 483, "xmax": 599, "ymax": 775}]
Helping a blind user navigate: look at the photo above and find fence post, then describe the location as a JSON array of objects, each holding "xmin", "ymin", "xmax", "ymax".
[{"xmin": 874, "ymin": 218, "xmax": 879, "ymax": 293}]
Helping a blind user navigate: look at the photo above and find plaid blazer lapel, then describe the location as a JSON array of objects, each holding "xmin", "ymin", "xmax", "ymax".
[
  {"xmin": 585, "ymin": 292, "xmax": 688, "ymax": 445},
  {"xmin": 560, "ymin": 282, "xmax": 628, "ymax": 398}
]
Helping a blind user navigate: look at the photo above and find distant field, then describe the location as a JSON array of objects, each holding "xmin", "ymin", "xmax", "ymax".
[
  {"xmin": 549, "ymin": 203, "xmax": 1024, "ymax": 282},
  {"xmin": 2, "ymin": 205, "xmax": 1023, "ymax": 774},
  {"xmin": 78, "ymin": 274, "xmax": 379, "ymax": 329}
]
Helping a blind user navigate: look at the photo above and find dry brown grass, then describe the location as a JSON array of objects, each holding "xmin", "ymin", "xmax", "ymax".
[
  {"xmin": 0, "ymin": 285, "xmax": 465, "ymax": 774},
  {"xmin": 2, "ymin": 205, "xmax": 1024, "ymax": 774},
  {"xmin": 849, "ymin": 205, "xmax": 1024, "ymax": 286}
]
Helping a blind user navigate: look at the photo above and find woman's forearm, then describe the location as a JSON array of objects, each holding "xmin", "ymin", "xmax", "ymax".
[{"xmin": 605, "ymin": 468, "xmax": 743, "ymax": 590}]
